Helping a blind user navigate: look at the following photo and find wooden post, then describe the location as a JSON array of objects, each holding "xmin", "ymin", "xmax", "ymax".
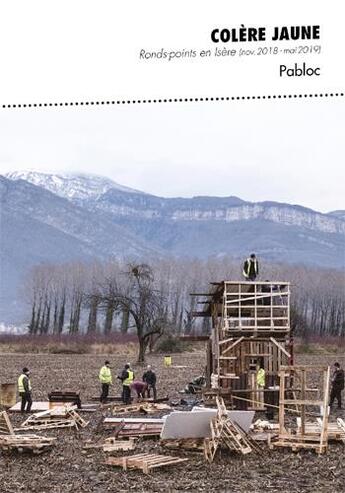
[
  {"xmin": 278, "ymin": 369, "xmax": 286, "ymax": 436},
  {"xmin": 300, "ymin": 369, "xmax": 306, "ymax": 436},
  {"xmin": 319, "ymin": 366, "xmax": 330, "ymax": 453}
]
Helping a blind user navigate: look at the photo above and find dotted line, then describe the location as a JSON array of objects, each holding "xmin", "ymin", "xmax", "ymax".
[{"xmin": 1, "ymin": 92, "xmax": 344, "ymax": 109}]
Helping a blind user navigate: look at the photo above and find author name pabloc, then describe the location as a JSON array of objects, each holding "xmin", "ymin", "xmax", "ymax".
[{"xmin": 280, "ymin": 63, "xmax": 321, "ymax": 77}]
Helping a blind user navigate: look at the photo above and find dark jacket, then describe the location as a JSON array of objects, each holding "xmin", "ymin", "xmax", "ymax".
[
  {"xmin": 243, "ymin": 258, "xmax": 259, "ymax": 277},
  {"xmin": 143, "ymin": 370, "xmax": 156, "ymax": 386},
  {"xmin": 23, "ymin": 375, "xmax": 31, "ymax": 393},
  {"xmin": 332, "ymin": 368, "xmax": 344, "ymax": 390},
  {"xmin": 118, "ymin": 369, "xmax": 135, "ymax": 382}
]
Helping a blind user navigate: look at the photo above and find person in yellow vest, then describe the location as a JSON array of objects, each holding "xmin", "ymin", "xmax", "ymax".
[
  {"xmin": 243, "ymin": 253, "xmax": 259, "ymax": 281},
  {"xmin": 99, "ymin": 360, "xmax": 112, "ymax": 404},
  {"xmin": 256, "ymin": 361, "xmax": 266, "ymax": 409},
  {"xmin": 18, "ymin": 367, "xmax": 32, "ymax": 413},
  {"xmin": 118, "ymin": 363, "xmax": 134, "ymax": 404}
]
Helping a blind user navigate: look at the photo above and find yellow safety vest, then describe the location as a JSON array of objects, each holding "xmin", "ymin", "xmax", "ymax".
[
  {"xmin": 18, "ymin": 374, "xmax": 32, "ymax": 393},
  {"xmin": 99, "ymin": 366, "xmax": 112, "ymax": 384},
  {"xmin": 257, "ymin": 368, "xmax": 265, "ymax": 387},
  {"xmin": 123, "ymin": 370, "xmax": 134, "ymax": 386}
]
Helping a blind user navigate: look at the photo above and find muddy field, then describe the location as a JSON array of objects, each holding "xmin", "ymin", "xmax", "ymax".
[{"xmin": 0, "ymin": 350, "xmax": 344, "ymax": 493}]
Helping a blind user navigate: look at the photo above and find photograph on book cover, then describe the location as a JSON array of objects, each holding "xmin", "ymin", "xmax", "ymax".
[{"xmin": 0, "ymin": 1, "xmax": 344, "ymax": 492}]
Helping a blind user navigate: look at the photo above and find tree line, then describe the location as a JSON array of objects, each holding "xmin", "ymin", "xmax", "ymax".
[{"xmin": 22, "ymin": 258, "xmax": 345, "ymax": 359}]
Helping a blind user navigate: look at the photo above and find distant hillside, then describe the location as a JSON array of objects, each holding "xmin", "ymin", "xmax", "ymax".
[
  {"xmin": 0, "ymin": 176, "xmax": 159, "ymax": 323},
  {"xmin": 329, "ymin": 210, "xmax": 345, "ymax": 221},
  {"xmin": 1, "ymin": 170, "xmax": 344, "ymax": 323}
]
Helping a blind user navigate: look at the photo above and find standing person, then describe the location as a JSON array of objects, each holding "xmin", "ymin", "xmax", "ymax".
[
  {"xmin": 256, "ymin": 360, "xmax": 265, "ymax": 409},
  {"xmin": 18, "ymin": 367, "xmax": 32, "ymax": 414},
  {"xmin": 243, "ymin": 253, "xmax": 259, "ymax": 281},
  {"xmin": 143, "ymin": 365, "xmax": 157, "ymax": 400},
  {"xmin": 330, "ymin": 362, "xmax": 344, "ymax": 410},
  {"xmin": 118, "ymin": 363, "xmax": 134, "ymax": 404},
  {"xmin": 99, "ymin": 360, "xmax": 112, "ymax": 404}
]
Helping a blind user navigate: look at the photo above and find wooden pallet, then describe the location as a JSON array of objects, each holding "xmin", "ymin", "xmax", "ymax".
[
  {"xmin": 204, "ymin": 397, "xmax": 261, "ymax": 462},
  {"xmin": 103, "ymin": 437, "xmax": 136, "ymax": 452},
  {"xmin": 270, "ymin": 366, "xmax": 330, "ymax": 455},
  {"xmin": 15, "ymin": 419, "xmax": 76, "ymax": 431},
  {"xmin": 0, "ymin": 411, "xmax": 14, "ymax": 435},
  {"xmin": 18, "ymin": 406, "xmax": 88, "ymax": 431},
  {"xmin": 83, "ymin": 437, "xmax": 136, "ymax": 451},
  {"xmin": 295, "ymin": 418, "xmax": 345, "ymax": 443},
  {"xmin": 112, "ymin": 403, "xmax": 170, "ymax": 415},
  {"xmin": 67, "ymin": 409, "xmax": 89, "ymax": 428},
  {"xmin": 0, "ymin": 434, "xmax": 56, "ymax": 454},
  {"xmin": 161, "ymin": 438, "xmax": 205, "ymax": 452},
  {"xmin": 104, "ymin": 453, "xmax": 188, "ymax": 474},
  {"xmin": 104, "ymin": 419, "xmax": 162, "ymax": 437}
]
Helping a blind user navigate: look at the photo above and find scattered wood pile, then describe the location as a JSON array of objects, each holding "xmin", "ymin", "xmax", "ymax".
[
  {"xmin": 204, "ymin": 397, "xmax": 262, "ymax": 462},
  {"xmin": 296, "ymin": 417, "xmax": 345, "ymax": 444},
  {"xmin": 270, "ymin": 366, "xmax": 330, "ymax": 455},
  {"xmin": 104, "ymin": 452, "xmax": 188, "ymax": 475},
  {"xmin": 251, "ymin": 419, "xmax": 280, "ymax": 431},
  {"xmin": 0, "ymin": 411, "xmax": 14, "ymax": 435},
  {"xmin": 0, "ymin": 434, "xmax": 56, "ymax": 454},
  {"xmin": 112, "ymin": 402, "xmax": 171, "ymax": 415},
  {"xmin": 84, "ymin": 437, "xmax": 137, "ymax": 452},
  {"xmin": 104, "ymin": 417, "xmax": 163, "ymax": 436},
  {"xmin": 161, "ymin": 438, "xmax": 205, "ymax": 452},
  {"xmin": 15, "ymin": 406, "xmax": 89, "ymax": 431},
  {"xmin": 103, "ymin": 437, "xmax": 136, "ymax": 452},
  {"xmin": 105, "ymin": 421, "xmax": 163, "ymax": 437}
]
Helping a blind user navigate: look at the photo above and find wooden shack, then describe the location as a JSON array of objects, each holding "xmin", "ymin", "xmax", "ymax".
[{"xmin": 192, "ymin": 281, "xmax": 293, "ymax": 410}]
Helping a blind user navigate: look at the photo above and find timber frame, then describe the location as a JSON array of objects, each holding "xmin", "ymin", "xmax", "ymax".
[
  {"xmin": 270, "ymin": 365, "xmax": 330, "ymax": 454},
  {"xmin": 192, "ymin": 281, "xmax": 293, "ymax": 409}
]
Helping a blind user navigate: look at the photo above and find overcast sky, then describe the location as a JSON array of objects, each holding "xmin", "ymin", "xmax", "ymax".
[
  {"xmin": 0, "ymin": 98, "xmax": 343, "ymax": 213},
  {"xmin": 0, "ymin": 1, "xmax": 343, "ymax": 213}
]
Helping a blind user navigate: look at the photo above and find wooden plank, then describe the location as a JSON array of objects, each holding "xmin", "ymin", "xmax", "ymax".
[
  {"xmin": 283, "ymin": 400, "xmax": 324, "ymax": 406},
  {"xmin": 0, "ymin": 411, "xmax": 14, "ymax": 435},
  {"xmin": 222, "ymin": 337, "xmax": 244, "ymax": 356},
  {"xmin": 105, "ymin": 453, "xmax": 188, "ymax": 474},
  {"xmin": 269, "ymin": 337, "xmax": 291, "ymax": 358}
]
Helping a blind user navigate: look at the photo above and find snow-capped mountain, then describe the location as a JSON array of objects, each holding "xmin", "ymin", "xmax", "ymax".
[
  {"xmin": 5, "ymin": 171, "xmax": 345, "ymax": 236},
  {"xmin": 329, "ymin": 210, "xmax": 345, "ymax": 221},
  {"xmin": 5, "ymin": 170, "xmax": 142, "ymax": 201},
  {"xmin": 1, "ymin": 170, "xmax": 345, "ymax": 324}
]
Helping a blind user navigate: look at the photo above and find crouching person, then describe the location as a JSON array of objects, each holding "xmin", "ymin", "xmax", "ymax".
[{"xmin": 131, "ymin": 381, "xmax": 148, "ymax": 403}]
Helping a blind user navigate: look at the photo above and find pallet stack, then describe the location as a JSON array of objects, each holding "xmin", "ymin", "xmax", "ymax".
[
  {"xmin": 112, "ymin": 402, "xmax": 171, "ymax": 415},
  {"xmin": 204, "ymin": 397, "xmax": 262, "ymax": 462},
  {"xmin": 270, "ymin": 365, "xmax": 330, "ymax": 454},
  {"xmin": 16, "ymin": 406, "xmax": 89, "ymax": 431},
  {"xmin": 0, "ymin": 434, "xmax": 56, "ymax": 454},
  {"xmin": 105, "ymin": 453, "xmax": 188, "ymax": 475}
]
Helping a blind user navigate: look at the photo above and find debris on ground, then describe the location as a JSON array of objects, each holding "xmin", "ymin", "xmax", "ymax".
[
  {"xmin": 181, "ymin": 375, "xmax": 206, "ymax": 394},
  {"xmin": 15, "ymin": 406, "xmax": 89, "ymax": 431},
  {"xmin": 0, "ymin": 410, "xmax": 14, "ymax": 435},
  {"xmin": 204, "ymin": 397, "xmax": 262, "ymax": 462},
  {"xmin": 0, "ymin": 434, "xmax": 56, "ymax": 454},
  {"xmin": 104, "ymin": 417, "xmax": 163, "ymax": 437},
  {"xmin": 104, "ymin": 452, "xmax": 188, "ymax": 475},
  {"xmin": 161, "ymin": 438, "xmax": 205, "ymax": 452},
  {"xmin": 103, "ymin": 437, "xmax": 136, "ymax": 452},
  {"xmin": 112, "ymin": 402, "xmax": 171, "ymax": 415}
]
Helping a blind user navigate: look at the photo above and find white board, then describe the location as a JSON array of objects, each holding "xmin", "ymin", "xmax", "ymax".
[{"xmin": 160, "ymin": 410, "xmax": 255, "ymax": 439}]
